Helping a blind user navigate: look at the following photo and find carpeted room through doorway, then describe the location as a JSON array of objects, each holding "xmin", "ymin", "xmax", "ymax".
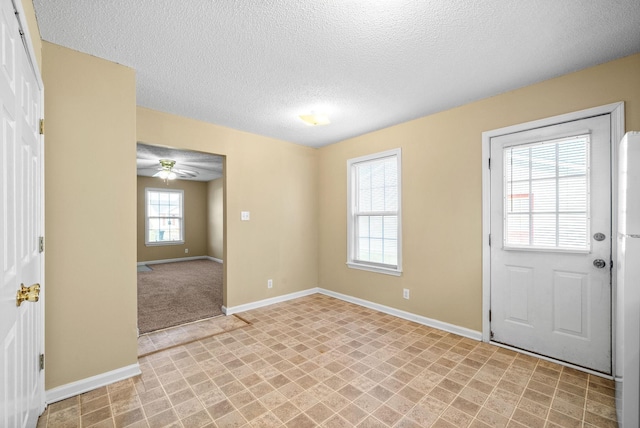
[{"xmin": 137, "ymin": 259, "xmax": 223, "ymax": 334}]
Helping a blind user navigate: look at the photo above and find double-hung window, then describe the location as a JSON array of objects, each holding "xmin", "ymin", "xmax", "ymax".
[
  {"xmin": 145, "ymin": 188, "xmax": 184, "ymax": 245},
  {"xmin": 347, "ymin": 148, "xmax": 402, "ymax": 276}
]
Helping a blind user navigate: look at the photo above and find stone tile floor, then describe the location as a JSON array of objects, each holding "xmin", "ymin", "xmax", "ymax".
[
  {"xmin": 37, "ymin": 294, "xmax": 617, "ymax": 427},
  {"xmin": 137, "ymin": 315, "xmax": 250, "ymax": 357}
]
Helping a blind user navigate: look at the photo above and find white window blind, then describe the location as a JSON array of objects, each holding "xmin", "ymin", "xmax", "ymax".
[
  {"xmin": 347, "ymin": 149, "xmax": 402, "ymax": 275},
  {"xmin": 503, "ymin": 134, "xmax": 590, "ymax": 251}
]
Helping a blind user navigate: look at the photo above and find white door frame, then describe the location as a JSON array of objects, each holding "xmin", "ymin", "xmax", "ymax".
[
  {"xmin": 481, "ymin": 102, "xmax": 625, "ymax": 374},
  {"xmin": 12, "ymin": 0, "xmax": 46, "ymax": 413}
]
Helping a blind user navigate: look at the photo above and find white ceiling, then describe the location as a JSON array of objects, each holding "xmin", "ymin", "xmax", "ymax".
[
  {"xmin": 33, "ymin": 1, "xmax": 640, "ymax": 148},
  {"xmin": 137, "ymin": 143, "xmax": 223, "ymax": 182}
]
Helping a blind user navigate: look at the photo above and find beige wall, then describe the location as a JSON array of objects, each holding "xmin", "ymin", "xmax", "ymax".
[
  {"xmin": 43, "ymin": 42, "xmax": 138, "ymax": 389},
  {"xmin": 318, "ymin": 53, "xmax": 640, "ymax": 332},
  {"xmin": 137, "ymin": 176, "xmax": 208, "ymax": 262},
  {"xmin": 137, "ymin": 108, "xmax": 319, "ymax": 308},
  {"xmin": 207, "ymin": 178, "xmax": 224, "ymax": 260}
]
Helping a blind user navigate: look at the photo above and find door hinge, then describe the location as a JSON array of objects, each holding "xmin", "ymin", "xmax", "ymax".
[
  {"xmin": 39, "ymin": 236, "xmax": 44, "ymax": 253},
  {"xmin": 488, "ymin": 234, "xmax": 491, "ymax": 246},
  {"xmin": 488, "ymin": 158, "xmax": 491, "ymax": 169},
  {"xmin": 39, "ymin": 119, "xmax": 44, "ymax": 135},
  {"xmin": 39, "ymin": 354, "xmax": 44, "ymax": 371},
  {"xmin": 610, "ymin": 260, "xmax": 614, "ymax": 270},
  {"xmin": 489, "ymin": 310, "xmax": 492, "ymax": 322}
]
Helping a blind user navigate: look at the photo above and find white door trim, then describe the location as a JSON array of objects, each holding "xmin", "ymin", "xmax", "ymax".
[{"xmin": 481, "ymin": 102, "xmax": 625, "ymax": 370}]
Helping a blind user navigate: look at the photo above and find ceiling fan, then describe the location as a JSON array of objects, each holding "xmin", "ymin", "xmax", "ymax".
[{"xmin": 152, "ymin": 159, "xmax": 199, "ymax": 181}]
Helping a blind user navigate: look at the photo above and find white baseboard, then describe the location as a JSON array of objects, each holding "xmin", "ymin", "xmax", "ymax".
[
  {"xmin": 223, "ymin": 287, "xmax": 481, "ymax": 341},
  {"xmin": 46, "ymin": 363, "xmax": 141, "ymax": 405},
  {"xmin": 138, "ymin": 256, "xmax": 210, "ymax": 266},
  {"xmin": 223, "ymin": 288, "xmax": 320, "ymax": 315},
  {"xmin": 206, "ymin": 256, "xmax": 223, "ymax": 264},
  {"xmin": 318, "ymin": 288, "xmax": 482, "ymax": 341}
]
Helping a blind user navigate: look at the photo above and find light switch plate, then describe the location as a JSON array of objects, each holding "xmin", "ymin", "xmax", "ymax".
[{"xmin": 241, "ymin": 211, "xmax": 250, "ymax": 221}]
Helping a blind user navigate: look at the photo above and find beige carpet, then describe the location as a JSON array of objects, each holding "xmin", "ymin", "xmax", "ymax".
[{"xmin": 137, "ymin": 259, "xmax": 223, "ymax": 334}]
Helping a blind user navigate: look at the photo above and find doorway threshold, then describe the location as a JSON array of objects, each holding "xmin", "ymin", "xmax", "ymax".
[{"xmin": 138, "ymin": 314, "xmax": 250, "ymax": 358}]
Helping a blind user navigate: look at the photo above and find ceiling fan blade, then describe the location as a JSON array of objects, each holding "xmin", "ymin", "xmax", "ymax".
[{"xmin": 173, "ymin": 168, "xmax": 198, "ymax": 178}]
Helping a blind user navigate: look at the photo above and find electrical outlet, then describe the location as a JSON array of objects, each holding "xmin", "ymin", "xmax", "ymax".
[
  {"xmin": 185, "ymin": 248, "xmax": 189, "ymax": 254},
  {"xmin": 403, "ymin": 288, "xmax": 410, "ymax": 299},
  {"xmin": 267, "ymin": 279, "xmax": 273, "ymax": 289},
  {"xmin": 241, "ymin": 211, "xmax": 250, "ymax": 221}
]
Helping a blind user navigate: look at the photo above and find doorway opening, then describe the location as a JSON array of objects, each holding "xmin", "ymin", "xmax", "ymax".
[{"xmin": 135, "ymin": 143, "xmax": 226, "ymax": 340}]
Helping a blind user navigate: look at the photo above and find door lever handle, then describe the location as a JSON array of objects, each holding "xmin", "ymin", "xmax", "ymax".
[{"xmin": 16, "ymin": 283, "xmax": 40, "ymax": 307}]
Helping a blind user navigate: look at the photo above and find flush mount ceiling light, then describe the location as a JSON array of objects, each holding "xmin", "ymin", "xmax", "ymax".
[
  {"xmin": 299, "ymin": 113, "xmax": 330, "ymax": 126},
  {"xmin": 155, "ymin": 159, "xmax": 177, "ymax": 183}
]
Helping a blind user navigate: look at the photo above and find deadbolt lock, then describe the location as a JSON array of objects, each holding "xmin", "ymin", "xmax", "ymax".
[
  {"xmin": 16, "ymin": 283, "xmax": 40, "ymax": 307},
  {"xmin": 593, "ymin": 259, "xmax": 607, "ymax": 269}
]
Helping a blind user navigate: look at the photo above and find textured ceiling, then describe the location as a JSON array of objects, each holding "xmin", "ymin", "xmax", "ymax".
[
  {"xmin": 34, "ymin": 1, "xmax": 640, "ymax": 148},
  {"xmin": 137, "ymin": 143, "xmax": 223, "ymax": 182}
]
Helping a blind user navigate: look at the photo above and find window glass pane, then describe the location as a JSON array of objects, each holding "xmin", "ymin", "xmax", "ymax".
[
  {"xmin": 506, "ymin": 181, "xmax": 530, "ymax": 213},
  {"xmin": 358, "ymin": 238, "xmax": 370, "ymax": 261},
  {"xmin": 559, "ymin": 214, "xmax": 588, "ymax": 248},
  {"xmin": 531, "ymin": 179, "xmax": 556, "ymax": 212},
  {"xmin": 507, "ymin": 192, "xmax": 530, "ymax": 213},
  {"xmin": 506, "ymin": 146, "xmax": 530, "ymax": 181},
  {"xmin": 371, "ymin": 161, "xmax": 385, "ymax": 188},
  {"xmin": 358, "ymin": 187, "xmax": 371, "ymax": 212},
  {"xmin": 559, "ymin": 176, "xmax": 587, "ymax": 212},
  {"xmin": 531, "ymin": 144, "xmax": 556, "ymax": 179},
  {"xmin": 503, "ymin": 135, "xmax": 589, "ymax": 251},
  {"xmin": 371, "ymin": 187, "xmax": 385, "ymax": 211},
  {"xmin": 370, "ymin": 216, "xmax": 383, "ymax": 238},
  {"xmin": 148, "ymin": 191, "xmax": 159, "ymax": 204},
  {"xmin": 531, "ymin": 214, "xmax": 556, "ymax": 247},
  {"xmin": 369, "ymin": 238, "xmax": 383, "ymax": 263},
  {"xmin": 358, "ymin": 216, "xmax": 370, "ymax": 238},
  {"xmin": 506, "ymin": 214, "xmax": 529, "ymax": 246},
  {"xmin": 559, "ymin": 139, "xmax": 587, "ymax": 176},
  {"xmin": 147, "ymin": 203, "xmax": 159, "ymax": 216},
  {"xmin": 383, "ymin": 239, "xmax": 397, "ymax": 265},
  {"xmin": 385, "ymin": 186, "xmax": 398, "ymax": 211},
  {"xmin": 385, "ymin": 158, "xmax": 397, "ymax": 185},
  {"xmin": 383, "ymin": 216, "xmax": 397, "ymax": 239},
  {"xmin": 358, "ymin": 164, "xmax": 371, "ymax": 189}
]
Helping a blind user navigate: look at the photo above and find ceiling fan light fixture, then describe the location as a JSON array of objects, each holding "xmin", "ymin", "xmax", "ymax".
[
  {"xmin": 299, "ymin": 113, "xmax": 330, "ymax": 126},
  {"xmin": 158, "ymin": 159, "xmax": 177, "ymax": 183}
]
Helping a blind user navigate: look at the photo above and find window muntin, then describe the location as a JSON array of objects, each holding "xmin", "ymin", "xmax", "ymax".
[
  {"xmin": 347, "ymin": 149, "xmax": 402, "ymax": 275},
  {"xmin": 145, "ymin": 188, "xmax": 184, "ymax": 245},
  {"xmin": 503, "ymin": 134, "xmax": 590, "ymax": 251}
]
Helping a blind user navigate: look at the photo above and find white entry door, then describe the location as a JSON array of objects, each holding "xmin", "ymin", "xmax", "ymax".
[
  {"xmin": 490, "ymin": 114, "xmax": 612, "ymax": 373},
  {"xmin": 0, "ymin": 0, "xmax": 45, "ymax": 426}
]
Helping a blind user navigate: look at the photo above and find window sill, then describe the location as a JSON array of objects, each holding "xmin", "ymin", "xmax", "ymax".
[
  {"xmin": 346, "ymin": 262, "xmax": 402, "ymax": 276},
  {"xmin": 145, "ymin": 241, "xmax": 185, "ymax": 247}
]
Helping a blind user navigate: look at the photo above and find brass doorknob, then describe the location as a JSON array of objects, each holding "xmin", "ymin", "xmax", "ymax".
[{"xmin": 16, "ymin": 283, "xmax": 40, "ymax": 307}]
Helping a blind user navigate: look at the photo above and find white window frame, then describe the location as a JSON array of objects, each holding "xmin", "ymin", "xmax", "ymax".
[
  {"xmin": 347, "ymin": 148, "xmax": 402, "ymax": 276},
  {"xmin": 502, "ymin": 134, "xmax": 592, "ymax": 253},
  {"xmin": 145, "ymin": 187, "xmax": 185, "ymax": 246}
]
